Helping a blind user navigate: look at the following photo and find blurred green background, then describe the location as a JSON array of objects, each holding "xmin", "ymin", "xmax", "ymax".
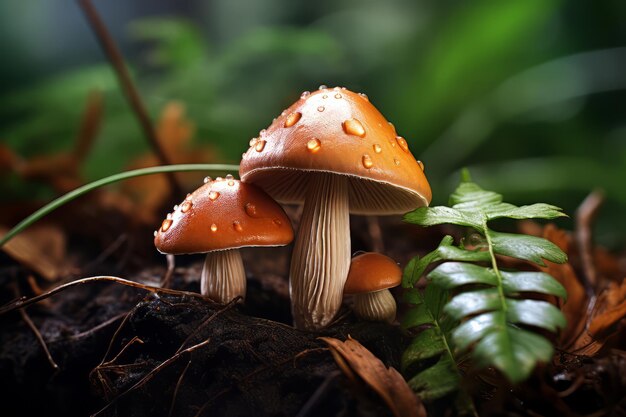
[{"xmin": 1, "ymin": 0, "xmax": 625, "ymax": 246}]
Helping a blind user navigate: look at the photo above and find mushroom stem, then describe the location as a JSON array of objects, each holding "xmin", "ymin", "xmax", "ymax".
[
  {"xmin": 290, "ymin": 173, "xmax": 350, "ymax": 330},
  {"xmin": 201, "ymin": 249, "xmax": 246, "ymax": 303},
  {"xmin": 353, "ymin": 289, "xmax": 397, "ymax": 323}
]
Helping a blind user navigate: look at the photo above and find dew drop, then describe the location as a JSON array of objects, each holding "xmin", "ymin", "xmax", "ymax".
[
  {"xmin": 388, "ymin": 121, "xmax": 395, "ymax": 131},
  {"xmin": 342, "ymin": 118, "xmax": 366, "ymax": 137},
  {"xmin": 373, "ymin": 144, "xmax": 382, "ymax": 154},
  {"xmin": 249, "ymin": 138, "xmax": 258, "ymax": 147},
  {"xmin": 273, "ymin": 219, "xmax": 282, "ymax": 226},
  {"xmin": 166, "ymin": 213, "xmax": 173, "ymax": 220},
  {"xmin": 233, "ymin": 221, "xmax": 243, "ymax": 232},
  {"xmin": 153, "ymin": 230, "xmax": 157, "ymax": 237},
  {"xmin": 395, "ymin": 136, "xmax": 409, "ymax": 153},
  {"xmin": 284, "ymin": 112, "xmax": 302, "ymax": 127},
  {"xmin": 318, "ymin": 84, "xmax": 327, "ymax": 90},
  {"xmin": 281, "ymin": 110, "xmax": 287, "ymax": 116},
  {"xmin": 186, "ymin": 193, "xmax": 192, "ymax": 200},
  {"xmin": 362, "ymin": 154, "xmax": 373, "ymax": 169},
  {"xmin": 333, "ymin": 86, "xmax": 341, "ymax": 91},
  {"xmin": 417, "ymin": 160, "xmax": 425, "ymax": 171},
  {"xmin": 225, "ymin": 174, "xmax": 234, "ymax": 180},
  {"xmin": 245, "ymin": 203, "xmax": 257, "ymax": 217},
  {"xmin": 209, "ymin": 191, "xmax": 220, "ymax": 201},
  {"xmin": 242, "ymin": 152, "xmax": 246, "ymax": 159},
  {"xmin": 317, "ymin": 106, "xmax": 325, "ymax": 112},
  {"xmin": 255, "ymin": 139, "xmax": 266, "ymax": 152},
  {"xmin": 394, "ymin": 158, "xmax": 400, "ymax": 166},
  {"xmin": 210, "ymin": 224, "xmax": 218, "ymax": 232},
  {"xmin": 216, "ymin": 177, "xmax": 223, "ymax": 181},
  {"xmin": 161, "ymin": 219, "xmax": 173, "ymax": 232},
  {"xmin": 259, "ymin": 129, "xmax": 267, "ymax": 137},
  {"xmin": 358, "ymin": 92, "xmax": 369, "ymax": 101},
  {"xmin": 300, "ymin": 91, "xmax": 310, "ymax": 99},
  {"xmin": 306, "ymin": 138, "xmax": 321, "ymax": 153},
  {"xmin": 203, "ymin": 176, "xmax": 212, "ymax": 184},
  {"xmin": 181, "ymin": 201, "xmax": 192, "ymax": 213},
  {"xmin": 334, "ymin": 93, "xmax": 342, "ymax": 99},
  {"xmin": 173, "ymin": 204, "xmax": 179, "ymax": 211}
]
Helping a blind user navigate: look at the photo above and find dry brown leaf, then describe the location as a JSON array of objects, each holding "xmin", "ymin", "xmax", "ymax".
[
  {"xmin": 588, "ymin": 279, "xmax": 626, "ymax": 338},
  {"xmin": 320, "ymin": 336, "xmax": 426, "ymax": 417},
  {"xmin": 0, "ymin": 224, "xmax": 72, "ymax": 281}
]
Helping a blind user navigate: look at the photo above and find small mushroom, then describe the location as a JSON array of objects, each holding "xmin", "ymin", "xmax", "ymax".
[
  {"xmin": 344, "ymin": 252, "xmax": 402, "ymax": 323},
  {"xmin": 240, "ymin": 86, "xmax": 431, "ymax": 329},
  {"xmin": 154, "ymin": 177, "xmax": 293, "ymax": 303}
]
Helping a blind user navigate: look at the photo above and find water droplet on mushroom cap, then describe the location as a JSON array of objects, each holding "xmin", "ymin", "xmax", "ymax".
[
  {"xmin": 343, "ymin": 118, "xmax": 366, "ymax": 137},
  {"xmin": 161, "ymin": 219, "xmax": 173, "ymax": 232},
  {"xmin": 181, "ymin": 201, "xmax": 192, "ymax": 213},
  {"xmin": 396, "ymin": 136, "xmax": 409, "ymax": 153},
  {"xmin": 203, "ymin": 176, "xmax": 212, "ymax": 184},
  {"xmin": 233, "ymin": 221, "xmax": 243, "ymax": 232},
  {"xmin": 334, "ymin": 93, "xmax": 342, "ymax": 99},
  {"xmin": 284, "ymin": 112, "xmax": 302, "ymax": 127},
  {"xmin": 306, "ymin": 138, "xmax": 321, "ymax": 153},
  {"xmin": 362, "ymin": 154, "xmax": 373, "ymax": 169},
  {"xmin": 317, "ymin": 106, "xmax": 325, "ymax": 112},
  {"xmin": 209, "ymin": 191, "xmax": 220, "ymax": 201},
  {"xmin": 300, "ymin": 91, "xmax": 310, "ymax": 99},
  {"xmin": 373, "ymin": 144, "xmax": 382, "ymax": 154},
  {"xmin": 255, "ymin": 140, "xmax": 266, "ymax": 152},
  {"xmin": 245, "ymin": 203, "xmax": 257, "ymax": 217},
  {"xmin": 417, "ymin": 160, "xmax": 425, "ymax": 171},
  {"xmin": 210, "ymin": 224, "xmax": 218, "ymax": 232}
]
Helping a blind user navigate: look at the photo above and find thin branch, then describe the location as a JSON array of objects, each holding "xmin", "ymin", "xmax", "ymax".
[
  {"xmin": 0, "ymin": 275, "xmax": 210, "ymax": 315},
  {"xmin": 77, "ymin": 0, "xmax": 181, "ymax": 196}
]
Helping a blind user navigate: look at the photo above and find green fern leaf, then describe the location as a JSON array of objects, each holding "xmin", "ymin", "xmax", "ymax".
[{"xmin": 403, "ymin": 175, "xmax": 568, "ymax": 384}]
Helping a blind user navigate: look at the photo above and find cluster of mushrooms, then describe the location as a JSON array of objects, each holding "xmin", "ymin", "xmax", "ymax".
[{"xmin": 154, "ymin": 86, "xmax": 432, "ymax": 330}]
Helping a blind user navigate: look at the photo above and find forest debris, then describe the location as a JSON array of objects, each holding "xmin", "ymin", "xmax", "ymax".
[
  {"xmin": 320, "ymin": 336, "xmax": 426, "ymax": 417},
  {"xmin": 588, "ymin": 279, "xmax": 626, "ymax": 339},
  {"xmin": 0, "ymin": 224, "xmax": 72, "ymax": 281},
  {"xmin": 575, "ymin": 190, "xmax": 605, "ymax": 289}
]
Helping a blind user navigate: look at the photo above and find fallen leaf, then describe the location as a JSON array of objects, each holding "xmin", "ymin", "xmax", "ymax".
[
  {"xmin": 320, "ymin": 336, "xmax": 426, "ymax": 417},
  {"xmin": 0, "ymin": 224, "xmax": 72, "ymax": 281},
  {"xmin": 588, "ymin": 279, "xmax": 626, "ymax": 338}
]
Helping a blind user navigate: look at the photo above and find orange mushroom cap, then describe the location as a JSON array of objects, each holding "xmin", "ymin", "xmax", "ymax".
[
  {"xmin": 154, "ymin": 177, "xmax": 293, "ymax": 254},
  {"xmin": 344, "ymin": 252, "xmax": 402, "ymax": 294},
  {"xmin": 239, "ymin": 87, "xmax": 432, "ymax": 215}
]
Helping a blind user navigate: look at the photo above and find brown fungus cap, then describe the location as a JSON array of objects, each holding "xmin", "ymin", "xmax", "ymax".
[
  {"xmin": 154, "ymin": 177, "xmax": 293, "ymax": 255},
  {"xmin": 344, "ymin": 252, "xmax": 402, "ymax": 294},
  {"xmin": 239, "ymin": 87, "xmax": 432, "ymax": 215}
]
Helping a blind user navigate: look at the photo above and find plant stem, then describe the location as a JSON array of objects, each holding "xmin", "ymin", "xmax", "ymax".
[{"xmin": 0, "ymin": 164, "xmax": 239, "ymax": 248}]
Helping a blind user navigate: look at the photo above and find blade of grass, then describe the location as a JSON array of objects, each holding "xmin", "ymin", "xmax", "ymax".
[{"xmin": 0, "ymin": 164, "xmax": 239, "ymax": 247}]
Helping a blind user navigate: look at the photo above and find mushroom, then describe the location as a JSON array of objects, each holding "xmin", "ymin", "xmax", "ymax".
[
  {"xmin": 239, "ymin": 86, "xmax": 431, "ymax": 329},
  {"xmin": 154, "ymin": 176, "xmax": 294, "ymax": 303},
  {"xmin": 344, "ymin": 252, "xmax": 402, "ymax": 323}
]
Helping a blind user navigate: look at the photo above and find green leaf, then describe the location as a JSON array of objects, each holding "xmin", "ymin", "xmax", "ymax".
[
  {"xmin": 404, "ymin": 206, "xmax": 483, "ymax": 229},
  {"xmin": 445, "ymin": 289, "xmax": 501, "ymax": 320},
  {"xmin": 406, "ymin": 354, "xmax": 461, "ymax": 401},
  {"xmin": 505, "ymin": 299, "xmax": 566, "ymax": 332},
  {"xmin": 472, "ymin": 326, "xmax": 554, "ymax": 383},
  {"xmin": 501, "ymin": 270, "xmax": 567, "ymax": 300},
  {"xmin": 403, "ymin": 327, "xmax": 447, "ymax": 362},
  {"xmin": 403, "ymin": 174, "xmax": 569, "ymax": 385},
  {"xmin": 489, "ymin": 231, "xmax": 568, "ymax": 266},
  {"xmin": 484, "ymin": 202, "xmax": 567, "ymax": 221},
  {"xmin": 402, "ymin": 236, "xmax": 491, "ymax": 287},
  {"xmin": 428, "ymin": 262, "xmax": 497, "ymax": 288}
]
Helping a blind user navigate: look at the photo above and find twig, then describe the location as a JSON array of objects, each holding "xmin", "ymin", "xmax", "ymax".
[
  {"xmin": 77, "ymin": 0, "xmax": 181, "ymax": 197},
  {"xmin": 575, "ymin": 190, "xmax": 605, "ymax": 292},
  {"xmin": 295, "ymin": 370, "xmax": 341, "ymax": 417},
  {"xmin": 10, "ymin": 282, "xmax": 58, "ymax": 371},
  {"xmin": 0, "ymin": 275, "xmax": 209, "ymax": 315},
  {"xmin": 93, "ymin": 338, "xmax": 211, "ymax": 416},
  {"xmin": 59, "ymin": 312, "xmax": 127, "ymax": 342},
  {"xmin": 168, "ymin": 359, "xmax": 192, "ymax": 417}
]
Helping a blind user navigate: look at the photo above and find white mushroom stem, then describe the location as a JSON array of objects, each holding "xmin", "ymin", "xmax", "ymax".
[
  {"xmin": 353, "ymin": 289, "xmax": 397, "ymax": 323},
  {"xmin": 290, "ymin": 173, "xmax": 350, "ymax": 330},
  {"xmin": 201, "ymin": 249, "xmax": 246, "ymax": 303}
]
